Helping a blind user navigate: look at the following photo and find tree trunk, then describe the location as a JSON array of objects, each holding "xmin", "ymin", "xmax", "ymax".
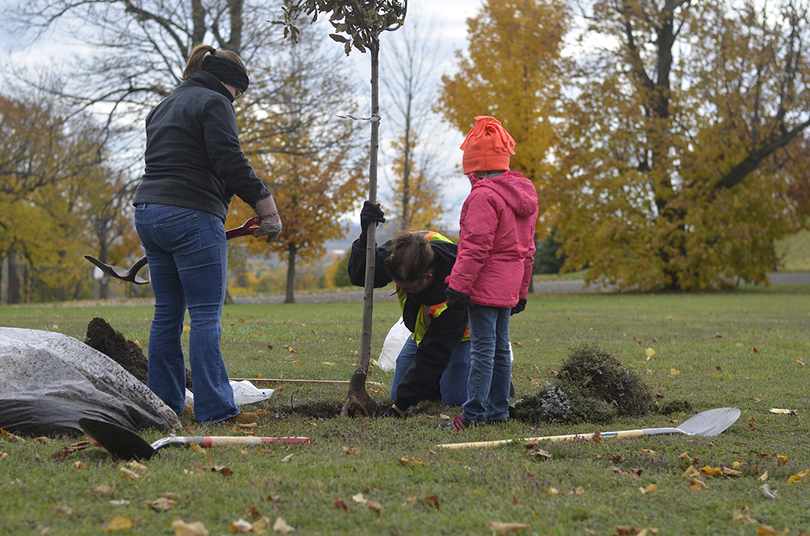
[
  {"xmin": 341, "ymin": 36, "xmax": 381, "ymax": 418},
  {"xmin": 285, "ymin": 244, "xmax": 297, "ymax": 304},
  {"xmin": 8, "ymin": 252, "xmax": 21, "ymax": 304}
]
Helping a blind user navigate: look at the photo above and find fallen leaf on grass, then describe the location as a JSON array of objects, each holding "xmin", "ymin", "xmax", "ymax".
[
  {"xmin": 273, "ymin": 517, "xmax": 295, "ymax": 534},
  {"xmin": 687, "ymin": 478, "xmax": 708, "ymax": 490},
  {"xmin": 172, "ymin": 519, "xmax": 209, "ymax": 536},
  {"xmin": 401, "ymin": 496, "xmax": 417, "ymax": 508},
  {"xmin": 1, "ymin": 429, "xmax": 25, "ymax": 442},
  {"xmin": 208, "ymin": 465, "xmax": 233, "ymax": 476},
  {"xmin": 788, "ymin": 468, "xmax": 810, "ymax": 484},
  {"xmin": 397, "ymin": 457, "xmax": 427, "ymax": 466},
  {"xmin": 669, "ymin": 369, "xmax": 680, "ymax": 375},
  {"xmin": 760, "ymin": 484, "xmax": 778, "ymax": 499},
  {"xmin": 110, "ymin": 500, "xmax": 130, "ymax": 506},
  {"xmin": 423, "ymin": 496, "xmax": 440, "ymax": 510},
  {"xmin": 34, "ymin": 436, "xmax": 51, "ymax": 444},
  {"xmin": 757, "ymin": 525, "xmax": 790, "ymax": 536},
  {"xmin": 639, "ymin": 449, "xmax": 656, "ymax": 455},
  {"xmin": 119, "ymin": 467, "xmax": 139, "ymax": 481},
  {"xmin": 280, "ymin": 454, "xmax": 294, "ymax": 463},
  {"xmin": 343, "ymin": 447, "xmax": 361, "ymax": 455},
  {"xmin": 797, "ymin": 358, "xmax": 806, "ymax": 366},
  {"xmin": 770, "ymin": 409, "xmax": 797, "ymax": 415},
  {"xmin": 46, "ymin": 506, "xmax": 73, "ymax": 516},
  {"xmin": 74, "ymin": 461, "xmax": 86, "ymax": 470},
  {"xmin": 570, "ymin": 486, "xmax": 586, "ymax": 495},
  {"xmin": 645, "ymin": 348, "xmax": 655, "ymax": 360},
  {"xmin": 639, "ymin": 484, "xmax": 657, "ymax": 494},
  {"xmin": 758, "ymin": 471, "xmax": 769, "ymax": 482},
  {"xmin": 487, "ymin": 521, "xmax": 531, "ymax": 534},
  {"xmin": 334, "ymin": 497, "xmax": 348, "ymax": 511},
  {"xmin": 722, "ymin": 467, "xmax": 742, "ymax": 477},
  {"xmin": 529, "ymin": 449, "xmax": 551, "ymax": 460},
  {"xmin": 93, "ymin": 484, "xmax": 117, "ymax": 496},
  {"xmin": 777, "ymin": 456, "xmax": 789, "ymax": 464},
  {"xmin": 732, "ymin": 506, "xmax": 756, "ymax": 524},
  {"xmin": 700, "ymin": 466, "xmax": 721, "ymax": 478},
  {"xmin": 146, "ymin": 497, "xmax": 177, "ymax": 511},
  {"xmin": 102, "ymin": 516, "xmax": 132, "ymax": 531},
  {"xmin": 231, "ymin": 518, "xmax": 253, "ymax": 533}
]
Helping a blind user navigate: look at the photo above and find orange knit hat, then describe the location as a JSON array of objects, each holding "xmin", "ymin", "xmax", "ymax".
[{"xmin": 460, "ymin": 116, "xmax": 516, "ymax": 174}]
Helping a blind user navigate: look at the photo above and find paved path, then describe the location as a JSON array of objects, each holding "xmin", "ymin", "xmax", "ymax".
[{"xmin": 232, "ymin": 272, "xmax": 810, "ymax": 305}]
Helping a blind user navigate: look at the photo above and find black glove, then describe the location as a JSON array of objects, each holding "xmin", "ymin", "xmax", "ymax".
[
  {"xmin": 382, "ymin": 405, "xmax": 403, "ymax": 418},
  {"xmin": 359, "ymin": 201, "xmax": 385, "ymax": 243},
  {"xmin": 511, "ymin": 298, "xmax": 527, "ymax": 316},
  {"xmin": 445, "ymin": 287, "xmax": 470, "ymax": 311}
]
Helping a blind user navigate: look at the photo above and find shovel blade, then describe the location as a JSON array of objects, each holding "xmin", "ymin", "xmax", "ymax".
[
  {"xmin": 84, "ymin": 255, "xmax": 149, "ymax": 285},
  {"xmin": 677, "ymin": 407, "xmax": 741, "ymax": 437},
  {"xmin": 78, "ymin": 418, "xmax": 157, "ymax": 460}
]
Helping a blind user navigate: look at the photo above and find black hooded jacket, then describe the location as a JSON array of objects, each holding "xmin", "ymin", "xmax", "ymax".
[
  {"xmin": 347, "ymin": 234, "xmax": 468, "ymax": 411},
  {"xmin": 133, "ymin": 70, "xmax": 270, "ymax": 221}
]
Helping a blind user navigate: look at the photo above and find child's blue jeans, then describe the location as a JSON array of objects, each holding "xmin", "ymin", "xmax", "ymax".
[
  {"xmin": 462, "ymin": 304, "xmax": 512, "ymax": 422},
  {"xmin": 135, "ymin": 204, "xmax": 240, "ymax": 423}
]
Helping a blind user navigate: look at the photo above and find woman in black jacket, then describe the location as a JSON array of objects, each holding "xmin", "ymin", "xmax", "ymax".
[{"xmin": 133, "ymin": 45, "xmax": 281, "ymax": 425}]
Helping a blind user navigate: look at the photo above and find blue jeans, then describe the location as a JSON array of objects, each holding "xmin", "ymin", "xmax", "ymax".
[
  {"xmin": 134, "ymin": 204, "xmax": 239, "ymax": 423},
  {"xmin": 390, "ymin": 338, "xmax": 471, "ymax": 406},
  {"xmin": 462, "ymin": 304, "xmax": 512, "ymax": 422}
]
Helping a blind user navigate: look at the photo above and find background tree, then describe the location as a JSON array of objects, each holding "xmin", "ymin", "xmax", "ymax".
[
  {"xmin": 0, "ymin": 93, "xmax": 107, "ymax": 303},
  {"xmin": 436, "ymin": 0, "xmax": 569, "ymax": 234},
  {"xmin": 226, "ymin": 25, "xmax": 368, "ymax": 304},
  {"xmin": 380, "ymin": 13, "xmax": 445, "ymax": 231},
  {"xmin": 552, "ymin": 0, "xmax": 810, "ymax": 290}
]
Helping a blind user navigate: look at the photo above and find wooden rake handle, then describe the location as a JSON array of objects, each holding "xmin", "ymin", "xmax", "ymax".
[{"xmin": 435, "ymin": 429, "xmax": 648, "ymax": 450}]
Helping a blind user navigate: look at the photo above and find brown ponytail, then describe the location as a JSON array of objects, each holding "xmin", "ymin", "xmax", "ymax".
[{"xmin": 183, "ymin": 44, "xmax": 216, "ymax": 80}]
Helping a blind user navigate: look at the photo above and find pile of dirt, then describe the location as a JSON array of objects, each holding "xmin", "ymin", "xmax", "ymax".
[
  {"xmin": 84, "ymin": 317, "xmax": 192, "ymax": 391},
  {"xmin": 514, "ymin": 344, "xmax": 656, "ymax": 425}
]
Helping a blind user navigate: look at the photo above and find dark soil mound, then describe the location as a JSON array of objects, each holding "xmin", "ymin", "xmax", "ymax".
[
  {"xmin": 514, "ymin": 344, "xmax": 656, "ymax": 425},
  {"xmin": 84, "ymin": 317, "xmax": 192, "ymax": 391}
]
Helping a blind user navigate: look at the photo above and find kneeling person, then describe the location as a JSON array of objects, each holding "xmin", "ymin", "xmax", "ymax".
[{"xmin": 348, "ymin": 203, "xmax": 470, "ymax": 417}]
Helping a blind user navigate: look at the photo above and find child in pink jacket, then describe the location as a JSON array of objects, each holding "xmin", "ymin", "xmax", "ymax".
[{"xmin": 440, "ymin": 116, "xmax": 538, "ymax": 430}]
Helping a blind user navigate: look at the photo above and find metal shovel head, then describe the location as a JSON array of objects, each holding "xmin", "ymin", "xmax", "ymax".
[
  {"xmin": 79, "ymin": 418, "xmax": 157, "ymax": 460},
  {"xmin": 677, "ymin": 407, "xmax": 741, "ymax": 437},
  {"xmin": 84, "ymin": 255, "xmax": 150, "ymax": 285}
]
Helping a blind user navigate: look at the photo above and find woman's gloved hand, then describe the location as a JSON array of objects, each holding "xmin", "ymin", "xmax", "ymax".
[
  {"xmin": 253, "ymin": 194, "xmax": 282, "ymax": 242},
  {"xmin": 359, "ymin": 201, "xmax": 385, "ymax": 245}
]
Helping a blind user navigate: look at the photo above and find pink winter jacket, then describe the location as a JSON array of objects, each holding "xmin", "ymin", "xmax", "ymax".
[{"xmin": 448, "ymin": 171, "xmax": 539, "ymax": 308}]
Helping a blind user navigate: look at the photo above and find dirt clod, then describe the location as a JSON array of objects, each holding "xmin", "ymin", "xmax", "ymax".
[{"xmin": 84, "ymin": 317, "xmax": 192, "ymax": 391}]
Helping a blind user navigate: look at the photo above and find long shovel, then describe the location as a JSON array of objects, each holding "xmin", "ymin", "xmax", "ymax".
[
  {"xmin": 84, "ymin": 216, "xmax": 261, "ymax": 285},
  {"xmin": 435, "ymin": 407, "xmax": 741, "ymax": 450},
  {"xmin": 78, "ymin": 417, "xmax": 310, "ymax": 460}
]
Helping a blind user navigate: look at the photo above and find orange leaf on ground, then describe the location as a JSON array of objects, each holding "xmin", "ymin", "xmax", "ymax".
[
  {"xmin": 423, "ymin": 496, "xmax": 441, "ymax": 510},
  {"xmin": 732, "ymin": 506, "xmax": 755, "ymax": 524},
  {"xmin": 688, "ymin": 478, "xmax": 708, "ymax": 490}
]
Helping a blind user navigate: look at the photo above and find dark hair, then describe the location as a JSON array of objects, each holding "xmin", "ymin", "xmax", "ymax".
[
  {"xmin": 385, "ymin": 232, "xmax": 435, "ymax": 282},
  {"xmin": 182, "ymin": 44, "xmax": 249, "ymax": 92}
]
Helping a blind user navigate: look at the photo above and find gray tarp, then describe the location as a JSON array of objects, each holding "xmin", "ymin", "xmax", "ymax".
[{"xmin": 0, "ymin": 327, "xmax": 180, "ymax": 436}]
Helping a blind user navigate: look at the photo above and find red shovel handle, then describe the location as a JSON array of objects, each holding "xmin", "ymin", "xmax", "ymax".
[{"xmin": 225, "ymin": 216, "xmax": 261, "ymax": 240}]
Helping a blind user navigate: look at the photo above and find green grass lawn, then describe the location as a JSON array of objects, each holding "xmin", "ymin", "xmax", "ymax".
[{"xmin": 1, "ymin": 287, "xmax": 809, "ymax": 535}]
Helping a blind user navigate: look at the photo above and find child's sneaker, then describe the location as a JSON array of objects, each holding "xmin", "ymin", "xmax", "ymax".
[{"xmin": 437, "ymin": 414, "xmax": 482, "ymax": 430}]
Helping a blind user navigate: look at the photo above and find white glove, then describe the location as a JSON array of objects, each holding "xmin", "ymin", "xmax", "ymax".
[{"xmin": 253, "ymin": 195, "xmax": 282, "ymax": 242}]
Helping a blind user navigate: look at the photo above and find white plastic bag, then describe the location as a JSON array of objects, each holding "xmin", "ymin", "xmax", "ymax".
[
  {"xmin": 378, "ymin": 316, "xmax": 411, "ymax": 372},
  {"xmin": 185, "ymin": 380, "xmax": 274, "ymax": 409}
]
